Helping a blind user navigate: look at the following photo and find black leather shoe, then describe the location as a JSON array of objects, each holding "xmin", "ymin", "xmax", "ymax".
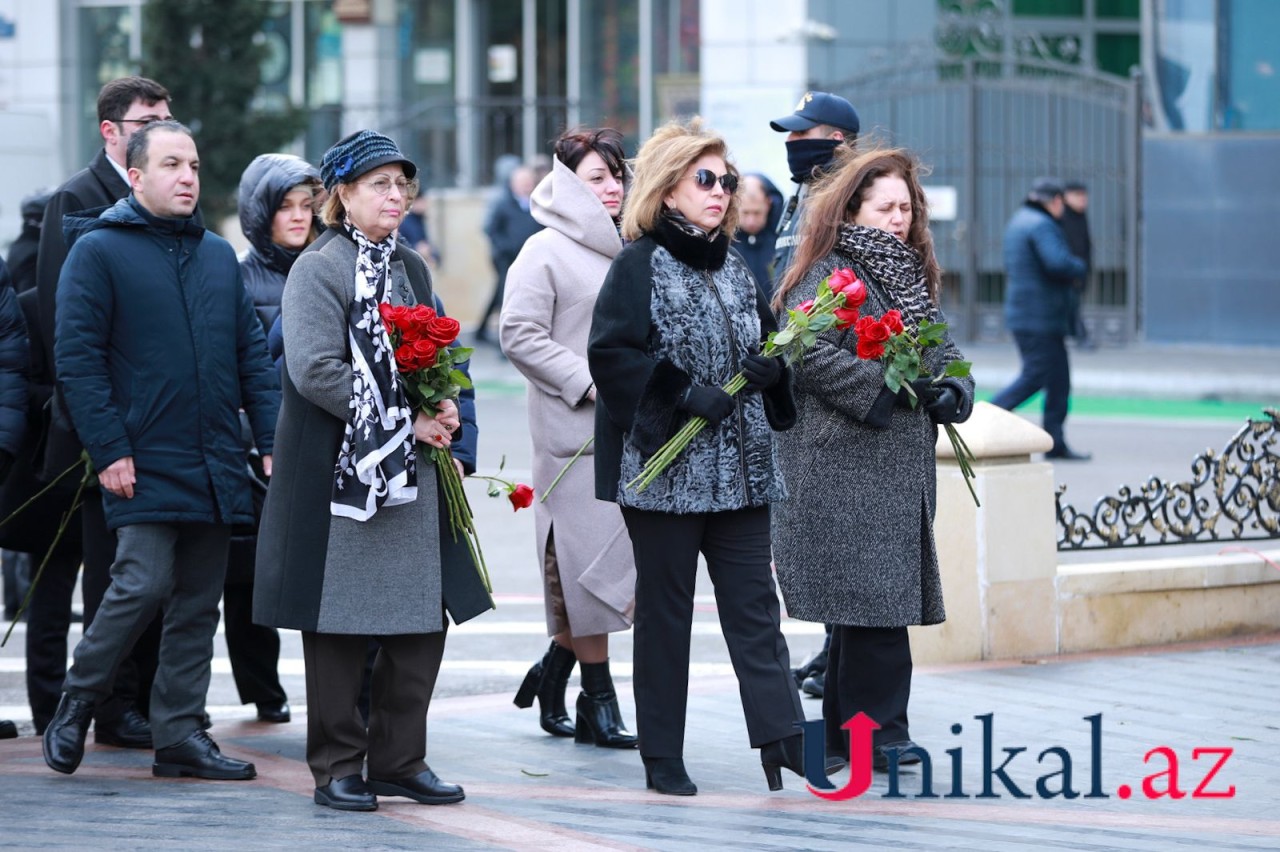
[
  {"xmin": 153, "ymin": 730, "xmax": 256, "ymax": 780},
  {"xmin": 367, "ymin": 767, "xmax": 464, "ymax": 804},
  {"xmin": 1045, "ymin": 447, "xmax": 1092, "ymax": 462},
  {"xmin": 315, "ymin": 774, "xmax": 378, "ymax": 811},
  {"xmin": 94, "ymin": 707, "xmax": 153, "ymax": 748},
  {"xmin": 0, "ymin": 720, "xmax": 17, "ymax": 739},
  {"xmin": 642, "ymin": 756, "xmax": 697, "ymax": 796},
  {"xmin": 801, "ymin": 674, "xmax": 824, "ymax": 699},
  {"xmin": 256, "ymin": 702, "xmax": 291, "ymax": 724},
  {"xmin": 43, "ymin": 694, "xmax": 95, "ymax": 774},
  {"xmin": 873, "ymin": 740, "xmax": 925, "ymax": 771}
]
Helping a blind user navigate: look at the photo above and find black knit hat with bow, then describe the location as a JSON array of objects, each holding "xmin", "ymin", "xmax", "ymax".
[{"xmin": 320, "ymin": 129, "xmax": 417, "ymax": 191}]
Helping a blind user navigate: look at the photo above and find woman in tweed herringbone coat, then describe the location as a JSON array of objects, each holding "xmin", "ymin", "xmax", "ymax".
[{"xmin": 770, "ymin": 148, "xmax": 974, "ymax": 772}]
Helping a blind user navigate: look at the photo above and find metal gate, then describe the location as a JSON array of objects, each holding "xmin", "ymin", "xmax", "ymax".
[{"xmin": 832, "ymin": 58, "xmax": 1142, "ymax": 344}]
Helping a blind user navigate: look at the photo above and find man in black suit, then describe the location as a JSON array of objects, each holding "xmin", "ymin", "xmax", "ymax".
[{"xmin": 33, "ymin": 76, "xmax": 175, "ymax": 748}]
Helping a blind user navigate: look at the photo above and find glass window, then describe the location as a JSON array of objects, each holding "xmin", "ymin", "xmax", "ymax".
[
  {"xmin": 1224, "ymin": 0, "xmax": 1280, "ymax": 129},
  {"xmin": 653, "ymin": 0, "xmax": 700, "ymax": 125},
  {"xmin": 580, "ymin": 0, "xmax": 640, "ymax": 141},
  {"xmin": 1149, "ymin": 0, "xmax": 1216, "ymax": 131},
  {"xmin": 304, "ymin": 0, "xmax": 344, "ymax": 164},
  {"xmin": 1012, "ymin": 0, "xmax": 1084, "ymax": 16},
  {"xmin": 1096, "ymin": 0, "xmax": 1140, "ymax": 18},
  {"xmin": 398, "ymin": 0, "xmax": 455, "ymax": 186},
  {"xmin": 1095, "ymin": 32, "xmax": 1139, "ymax": 77},
  {"xmin": 77, "ymin": 5, "xmax": 137, "ymax": 164}
]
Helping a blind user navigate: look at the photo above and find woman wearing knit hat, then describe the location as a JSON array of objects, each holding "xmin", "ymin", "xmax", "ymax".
[{"xmin": 254, "ymin": 130, "xmax": 493, "ymax": 812}]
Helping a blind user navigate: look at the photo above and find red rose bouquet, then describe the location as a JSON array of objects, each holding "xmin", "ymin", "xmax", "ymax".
[
  {"xmin": 852, "ymin": 310, "xmax": 980, "ymax": 507},
  {"xmin": 627, "ymin": 268, "xmax": 868, "ymax": 493},
  {"xmin": 379, "ymin": 302, "xmax": 493, "ymax": 592}
]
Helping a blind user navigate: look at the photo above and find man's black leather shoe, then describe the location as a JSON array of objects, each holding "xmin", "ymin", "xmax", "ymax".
[
  {"xmin": 43, "ymin": 694, "xmax": 95, "ymax": 774},
  {"xmin": 1045, "ymin": 447, "xmax": 1092, "ymax": 462},
  {"xmin": 153, "ymin": 730, "xmax": 256, "ymax": 780},
  {"xmin": 94, "ymin": 707, "xmax": 153, "ymax": 748},
  {"xmin": 0, "ymin": 720, "xmax": 18, "ymax": 739},
  {"xmin": 367, "ymin": 767, "xmax": 464, "ymax": 804},
  {"xmin": 256, "ymin": 702, "xmax": 291, "ymax": 724},
  {"xmin": 315, "ymin": 774, "xmax": 378, "ymax": 811},
  {"xmin": 874, "ymin": 740, "xmax": 926, "ymax": 771}
]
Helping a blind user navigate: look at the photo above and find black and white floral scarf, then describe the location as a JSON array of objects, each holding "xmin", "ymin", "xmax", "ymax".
[
  {"xmin": 330, "ymin": 222, "xmax": 417, "ymax": 521},
  {"xmin": 835, "ymin": 224, "xmax": 936, "ymax": 328}
]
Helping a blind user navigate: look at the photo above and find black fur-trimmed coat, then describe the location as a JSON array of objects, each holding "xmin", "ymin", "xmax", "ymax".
[{"xmin": 588, "ymin": 216, "xmax": 794, "ymax": 514}]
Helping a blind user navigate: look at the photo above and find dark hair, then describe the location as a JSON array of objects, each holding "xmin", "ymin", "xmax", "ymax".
[
  {"xmin": 97, "ymin": 76, "xmax": 171, "ymax": 124},
  {"xmin": 126, "ymin": 120, "xmax": 194, "ymax": 171},
  {"xmin": 774, "ymin": 146, "xmax": 941, "ymax": 310},
  {"xmin": 554, "ymin": 127, "xmax": 626, "ymax": 178}
]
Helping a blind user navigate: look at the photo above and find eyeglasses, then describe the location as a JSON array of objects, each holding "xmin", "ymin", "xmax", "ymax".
[
  {"xmin": 358, "ymin": 176, "xmax": 419, "ymax": 196},
  {"xmin": 113, "ymin": 115, "xmax": 174, "ymax": 126},
  {"xmin": 685, "ymin": 169, "xmax": 738, "ymax": 195}
]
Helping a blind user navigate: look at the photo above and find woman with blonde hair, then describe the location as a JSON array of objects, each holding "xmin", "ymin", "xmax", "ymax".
[
  {"xmin": 771, "ymin": 147, "xmax": 974, "ymax": 772},
  {"xmin": 588, "ymin": 118, "xmax": 805, "ymax": 795}
]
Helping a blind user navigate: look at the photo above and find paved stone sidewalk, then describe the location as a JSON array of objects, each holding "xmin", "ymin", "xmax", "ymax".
[{"xmin": 2, "ymin": 633, "xmax": 1277, "ymax": 850}]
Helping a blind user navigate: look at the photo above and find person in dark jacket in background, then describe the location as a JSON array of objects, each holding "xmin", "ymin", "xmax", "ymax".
[
  {"xmin": 991, "ymin": 177, "xmax": 1090, "ymax": 461},
  {"xmin": 43, "ymin": 121, "xmax": 279, "ymax": 781},
  {"xmin": 6, "ymin": 191, "xmax": 52, "ymax": 293},
  {"xmin": 476, "ymin": 164, "xmax": 543, "ymax": 343},
  {"xmin": 225, "ymin": 152, "xmax": 323, "ymax": 725},
  {"xmin": 0, "ymin": 259, "xmax": 26, "ymax": 741},
  {"xmin": 1060, "ymin": 181, "xmax": 1094, "ymax": 350},
  {"xmin": 33, "ymin": 76, "xmax": 175, "ymax": 749},
  {"xmin": 734, "ymin": 173, "xmax": 783, "ymax": 295}
]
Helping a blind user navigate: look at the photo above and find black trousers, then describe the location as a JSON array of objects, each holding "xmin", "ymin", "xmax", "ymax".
[
  {"xmin": 222, "ymin": 537, "xmax": 286, "ymax": 707},
  {"xmin": 301, "ymin": 630, "xmax": 446, "ymax": 787},
  {"xmin": 80, "ymin": 494, "xmax": 161, "ymax": 724},
  {"xmin": 823, "ymin": 625, "xmax": 913, "ymax": 754},
  {"xmin": 24, "ymin": 537, "xmax": 81, "ymax": 733},
  {"xmin": 990, "ymin": 331, "xmax": 1071, "ymax": 453},
  {"xmin": 621, "ymin": 506, "xmax": 803, "ymax": 759}
]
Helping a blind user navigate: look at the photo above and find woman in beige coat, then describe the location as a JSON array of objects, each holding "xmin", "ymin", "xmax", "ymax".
[{"xmin": 499, "ymin": 128, "xmax": 638, "ymax": 748}]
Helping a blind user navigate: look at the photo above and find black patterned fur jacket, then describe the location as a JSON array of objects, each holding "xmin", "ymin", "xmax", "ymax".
[{"xmin": 587, "ymin": 215, "xmax": 795, "ymax": 514}]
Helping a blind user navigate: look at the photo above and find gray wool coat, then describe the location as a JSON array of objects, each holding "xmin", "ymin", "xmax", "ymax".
[
  {"xmin": 771, "ymin": 248, "xmax": 975, "ymax": 628},
  {"xmin": 254, "ymin": 229, "xmax": 493, "ymax": 635},
  {"xmin": 499, "ymin": 159, "xmax": 635, "ymax": 637}
]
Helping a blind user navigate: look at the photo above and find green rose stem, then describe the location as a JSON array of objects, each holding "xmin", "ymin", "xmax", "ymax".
[
  {"xmin": 539, "ymin": 435, "xmax": 594, "ymax": 504},
  {"xmin": 627, "ymin": 286, "xmax": 849, "ymax": 494},
  {"xmin": 944, "ymin": 423, "xmax": 981, "ymax": 507},
  {"xmin": 2, "ymin": 457, "xmax": 94, "ymax": 646},
  {"xmin": 433, "ymin": 448, "xmax": 493, "ymax": 596}
]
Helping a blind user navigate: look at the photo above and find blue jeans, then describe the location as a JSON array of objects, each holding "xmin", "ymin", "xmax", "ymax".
[{"xmin": 991, "ymin": 331, "xmax": 1071, "ymax": 453}]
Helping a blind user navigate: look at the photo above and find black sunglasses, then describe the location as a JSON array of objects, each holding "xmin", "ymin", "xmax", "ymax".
[{"xmin": 686, "ymin": 168, "xmax": 738, "ymax": 195}]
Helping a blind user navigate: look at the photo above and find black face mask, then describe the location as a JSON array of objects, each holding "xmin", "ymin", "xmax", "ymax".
[{"xmin": 786, "ymin": 138, "xmax": 841, "ymax": 183}]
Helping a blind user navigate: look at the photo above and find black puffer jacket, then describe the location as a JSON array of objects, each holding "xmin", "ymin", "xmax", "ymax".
[{"xmin": 237, "ymin": 154, "xmax": 322, "ymax": 333}]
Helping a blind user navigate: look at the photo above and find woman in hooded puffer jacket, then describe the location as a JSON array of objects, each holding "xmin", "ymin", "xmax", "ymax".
[{"xmin": 224, "ymin": 154, "xmax": 322, "ymax": 725}]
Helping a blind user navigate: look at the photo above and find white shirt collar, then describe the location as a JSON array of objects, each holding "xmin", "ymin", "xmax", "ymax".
[{"xmin": 106, "ymin": 151, "xmax": 129, "ymax": 185}]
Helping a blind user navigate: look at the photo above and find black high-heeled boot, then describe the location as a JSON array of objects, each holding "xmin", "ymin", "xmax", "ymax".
[
  {"xmin": 642, "ymin": 756, "xmax": 697, "ymax": 796},
  {"xmin": 760, "ymin": 733, "xmax": 805, "ymax": 791},
  {"xmin": 513, "ymin": 641, "xmax": 576, "ymax": 737},
  {"xmin": 574, "ymin": 659, "xmax": 639, "ymax": 749}
]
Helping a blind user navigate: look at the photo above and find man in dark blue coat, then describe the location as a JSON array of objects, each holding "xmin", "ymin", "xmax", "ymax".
[
  {"xmin": 991, "ymin": 178, "xmax": 1090, "ymax": 460},
  {"xmin": 42, "ymin": 121, "xmax": 280, "ymax": 781}
]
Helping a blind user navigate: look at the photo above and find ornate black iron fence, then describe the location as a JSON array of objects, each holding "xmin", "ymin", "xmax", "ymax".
[{"xmin": 1056, "ymin": 409, "xmax": 1280, "ymax": 550}]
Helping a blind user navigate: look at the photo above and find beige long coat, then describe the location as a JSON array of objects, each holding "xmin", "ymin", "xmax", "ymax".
[{"xmin": 500, "ymin": 158, "xmax": 635, "ymax": 637}]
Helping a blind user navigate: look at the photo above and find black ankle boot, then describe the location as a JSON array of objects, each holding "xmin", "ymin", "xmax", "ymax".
[
  {"xmin": 574, "ymin": 660, "xmax": 639, "ymax": 749},
  {"xmin": 642, "ymin": 756, "xmax": 696, "ymax": 796},
  {"xmin": 513, "ymin": 641, "xmax": 576, "ymax": 737},
  {"xmin": 760, "ymin": 733, "xmax": 805, "ymax": 791}
]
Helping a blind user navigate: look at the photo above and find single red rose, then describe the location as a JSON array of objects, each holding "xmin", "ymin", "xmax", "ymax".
[
  {"xmin": 410, "ymin": 338, "xmax": 439, "ymax": 369},
  {"xmin": 859, "ymin": 318, "xmax": 891, "ymax": 344},
  {"xmin": 828, "ymin": 268, "xmax": 858, "ymax": 294},
  {"xmin": 840, "ymin": 277, "xmax": 868, "ymax": 309},
  {"xmin": 882, "ymin": 309, "xmax": 904, "ymax": 334},
  {"xmin": 508, "ymin": 483, "xmax": 534, "ymax": 511},
  {"xmin": 394, "ymin": 343, "xmax": 418, "ymax": 373},
  {"xmin": 796, "ymin": 299, "xmax": 815, "ymax": 315},
  {"xmin": 833, "ymin": 306, "xmax": 860, "ymax": 330},
  {"xmin": 424, "ymin": 315, "xmax": 461, "ymax": 347},
  {"xmin": 856, "ymin": 338, "xmax": 886, "ymax": 360}
]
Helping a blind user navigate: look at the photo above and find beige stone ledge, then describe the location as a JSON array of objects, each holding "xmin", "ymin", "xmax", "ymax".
[{"xmin": 1058, "ymin": 548, "xmax": 1280, "ymax": 596}]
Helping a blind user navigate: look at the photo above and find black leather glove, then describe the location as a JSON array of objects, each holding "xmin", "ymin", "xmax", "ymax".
[
  {"xmin": 741, "ymin": 353, "xmax": 782, "ymax": 391},
  {"xmin": 924, "ymin": 385, "xmax": 962, "ymax": 424},
  {"xmin": 0, "ymin": 449, "xmax": 12, "ymax": 484},
  {"xmin": 896, "ymin": 377, "xmax": 941, "ymax": 410},
  {"xmin": 679, "ymin": 386, "xmax": 736, "ymax": 425},
  {"xmin": 864, "ymin": 386, "xmax": 897, "ymax": 429}
]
